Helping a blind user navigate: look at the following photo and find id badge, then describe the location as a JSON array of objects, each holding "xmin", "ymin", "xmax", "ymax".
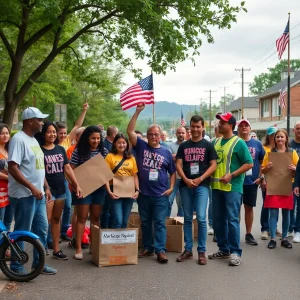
[
  {"xmin": 190, "ymin": 163, "xmax": 199, "ymax": 175},
  {"xmin": 245, "ymin": 169, "xmax": 252, "ymax": 176},
  {"xmin": 149, "ymin": 169, "xmax": 159, "ymax": 181}
]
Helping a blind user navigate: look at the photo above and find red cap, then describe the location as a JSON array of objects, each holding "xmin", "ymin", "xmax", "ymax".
[
  {"xmin": 238, "ymin": 119, "xmax": 251, "ymax": 127},
  {"xmin": 216, "ymin": 112, "xmax": 235, "ymax": 123}
]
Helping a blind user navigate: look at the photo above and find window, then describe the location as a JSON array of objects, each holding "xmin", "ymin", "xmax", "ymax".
[
  {"xmin": 261, "ymin": 100, "xmax": 269, "ymax": 117},
  {"xmin": 272, "ymin": 97, "xmax": 281, "ymax": 116}
]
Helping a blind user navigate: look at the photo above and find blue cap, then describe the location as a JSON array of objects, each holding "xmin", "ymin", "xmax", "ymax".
[{"xmin": 266, "ymin": 126, "xmax": 277, "ymax": 135}]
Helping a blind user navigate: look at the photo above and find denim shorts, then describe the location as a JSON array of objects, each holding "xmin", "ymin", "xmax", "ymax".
[
  {"xmin": 52, "ymin": 193, "xmax": 66, "ymax": 201},
  {"xmin": 72, "ymin": 187, "xmax": 106, "ymax": 205}
]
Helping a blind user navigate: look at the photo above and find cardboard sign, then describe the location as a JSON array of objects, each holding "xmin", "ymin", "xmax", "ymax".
[
  {"xmin": 91, "ymin": 226, "xmax": 138, "ymax": 267},
  {"xmin": 267, "ymin": 152, "xmax": 293, "ymax": 196},
  {"xmin": 113, "ymin": 176, "xmax": 135, "ymax": 198},
  {"xmin": 73, "ymin": 154, "xmax": 114, "ymax": 197}
]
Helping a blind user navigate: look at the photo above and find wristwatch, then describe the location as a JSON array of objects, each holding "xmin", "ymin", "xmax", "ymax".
[
  {"xmin": 135, "ymin": 189, "xmax": 141, "ymax": 193},
  {"xmin": 260, "ymin": 176, "xmax": 264, "ymax": 181}
]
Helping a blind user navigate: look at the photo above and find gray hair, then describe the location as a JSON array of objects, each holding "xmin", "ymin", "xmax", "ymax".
[
  {"xmin": 294, "ymin": 121, "xmax": 300, "ymax": 128},
  {"xmin": 147, "ymin": 124, "xmax": 162, "ymax": 134}
]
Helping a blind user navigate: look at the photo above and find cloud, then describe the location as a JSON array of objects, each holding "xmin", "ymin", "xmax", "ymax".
[{"xmin": 122, "ymin": 0, "xmax": 300, "ymax": 107}]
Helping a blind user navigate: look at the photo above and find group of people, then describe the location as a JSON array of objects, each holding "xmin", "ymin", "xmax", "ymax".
[{"xmin": 1, "ymin": 102, "xmax": 300, "ymax": 277}]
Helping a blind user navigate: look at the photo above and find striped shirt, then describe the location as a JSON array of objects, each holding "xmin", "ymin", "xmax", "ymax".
[{"xmin": 70, "ymin": 148, "xmax": 108, "ymax": 167}]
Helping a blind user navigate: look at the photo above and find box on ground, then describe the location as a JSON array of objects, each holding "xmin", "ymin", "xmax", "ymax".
[
  {"xmin": 166, "ymin": 217, "xmax": 194, "ymax": 253},
  {"xmin": 91, "ymin": 225, "xmax": 138, "ymax": 267},
  {"xmin": 127, "ymin": 213, "xmax": 143, "ymax": 247}
]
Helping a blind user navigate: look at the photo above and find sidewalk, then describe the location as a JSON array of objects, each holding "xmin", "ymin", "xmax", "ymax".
[{"xmin": 0, "ymin": 272, "xmax": 8, "ymax": 292}]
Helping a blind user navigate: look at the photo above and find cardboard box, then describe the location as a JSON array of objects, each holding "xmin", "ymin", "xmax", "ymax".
[
  {"xmin": 166, "ymin": 218, "xmax": 184, "ymax": 252},
  {"xmin": 91, "ymin": 225, "xmax": 138, "ymax": 267},
  {"xmin": 127, "ymin": 213, "xmax": 143, "ymax": 247}
]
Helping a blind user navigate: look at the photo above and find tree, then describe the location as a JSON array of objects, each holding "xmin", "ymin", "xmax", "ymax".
[
  {"xmin": 0, "ymin": 0, "xmax": 246, "ymax": 127},
  {"xmin": 219, "ymin": 93, "xmax": 235, "ymax": 111},
  {"xmin": 249, "ymin": 59, "xmax": 300, "ymax": 95}
]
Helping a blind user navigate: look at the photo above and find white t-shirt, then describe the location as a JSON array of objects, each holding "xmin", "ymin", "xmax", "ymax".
[{"xmin": 8, "ymin": 131, "xmax": 45, "ymax": 198}]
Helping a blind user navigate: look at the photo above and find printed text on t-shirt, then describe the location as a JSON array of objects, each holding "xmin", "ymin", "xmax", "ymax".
[
  {"xmin": 184, "ymin": 147, "xmax": 206, "ymax": 162},
  {"xmin": 45, "ymin": 154, "xmax": 64, "ymax": 174},
  {"xmin": 143, "ymin": 150, "xmax": 165, "ymax": 169}
]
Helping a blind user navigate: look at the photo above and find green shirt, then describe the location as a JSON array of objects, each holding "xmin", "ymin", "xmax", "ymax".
[{"xmin": 219, "ymin": 137, "xmax": 253, "ymax": 194}]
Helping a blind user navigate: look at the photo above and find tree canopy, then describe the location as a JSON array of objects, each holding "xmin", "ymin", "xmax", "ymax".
[
  {"xmin": 0, "ymin": 0, "xmax": 246, "ymax": 127},
  {"xmin": 249, "ymin": 59, "xmax": 300, "ymax": 95}
]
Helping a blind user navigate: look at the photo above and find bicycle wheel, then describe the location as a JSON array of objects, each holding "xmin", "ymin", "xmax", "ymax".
[{"xmin": 0, "ymin": 236, "xmax": 45, "ymax": 282}]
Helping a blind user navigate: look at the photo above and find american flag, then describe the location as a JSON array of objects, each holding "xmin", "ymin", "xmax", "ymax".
[
  {"xmin": 279, "ymin": 84, "xmax": 287, "ymax": 109},
  {"xmin": 120, "ymin": 74, "xmax": 154, "ymax": 111},
  {"xmin": 180, "ymin": 110, "xmax": 186, "ymax": 126},
  {"xmin": 276, "ymin": 20, "xmax": 289, "ymax": 60}
]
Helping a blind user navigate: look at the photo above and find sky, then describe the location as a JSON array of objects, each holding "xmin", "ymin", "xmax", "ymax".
[{"xmin": 122, "ymin": 0, "xmax": 300, "ymax": 108}]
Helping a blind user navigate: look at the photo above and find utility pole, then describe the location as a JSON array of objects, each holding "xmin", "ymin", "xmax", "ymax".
[
  {"xmin": 220, "ymin": 86, "xmax": 228, "ymax": 112},
  {"xmin": 205, "ymin": 90, "xmax": 217, "ymax": 137},
  {"xmin": 196, "ymin": 98, "xmax": 206, "ymax": 116},
  {"xmin": 235, "ymin": 68, "xmax": 251, "ymax": 119}
]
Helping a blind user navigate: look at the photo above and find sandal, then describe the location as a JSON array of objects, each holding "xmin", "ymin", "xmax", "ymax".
[
  {"xmin": 267, "ymin": 240, "xmax": 277, "ymax": 249},
  {"xmin": 281, "ymin": 239, "xmax": 292, "ymax": 249}
]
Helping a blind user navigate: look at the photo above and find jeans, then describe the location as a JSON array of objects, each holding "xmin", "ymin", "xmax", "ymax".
[
  {"xmin": 61, "ymin": 179, "xmax": 71, "ymax": 236},
  {"xmin": 9, "ymin": 195, "xmax": 48, "ymax": 270},
  {"xmin": 260, "ymin": 189, "xmax": 269, "ymax": 232},
  {"xmin": 289, "ymin": 184, "xmax": 300, "ymax": 232},
  {"xmin": 180, "ymin": 185, "xmax": 209, "ymax": 253},
  {"xmin": 110, "ymin": 197, "xmax": 134, "ymax": 228},
  {"xmin": 208, "ymin": 188, "xmax": 213, "ymax": 227},
  {"xmin": 137, "ymin": 194, "xmax": 168, "ymax": 254},
  {"xmin": 212, "ymin": 189, "xmax": 242, "ymax": 257},
  {"xmin": 269, "ymin": 208, "xmax": 290, "ymax": 239},
  {"xmin": 0, "ymin": 203, "xmax": 14, "ymax": 231},
  {"xmin": 168, "ymin": 179, "xmax": 183, "ymax": 217}
]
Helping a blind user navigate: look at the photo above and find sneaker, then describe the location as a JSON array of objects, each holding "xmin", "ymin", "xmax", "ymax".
[
  {"xmin": 53, "ymin": 250, "xmax": 68, "ymax": 260},
  {"xmin": 276, "ymin": 230, "xmax": 282, "ymax": 237},
  {"xmin": 32, "ymin": 264, "xmax": 57, "ymax": 275},
  {"xmin": 245, "ymin": 233, "xmax": 258, "ymax": 246},
  {"xmin": 287, "ymin": 231, "xmax": 293, "ymax": 238},
  {"xmin": 45, "ymin": 248, "xmax": 50, "ymax": 256},
  {"xmin": 293, "ymin": 232, "xmax": 300, "ymax": 243},
  {"xmin": 208, "ymin": 250, "xmax": 230, "ymax": 259},
  {"xmin": 10, "ymin": 267, "xmax": 28, "ymax": 275},
  {"xmin": 229, "ymin": 254, "xmax": 241, "ymax": 266},
  {"xmin": 208, "ymin": 226, "xmax": 214, "ymax": 235},
  {"xmin": 60, "ymin": 234, "xmax": 72, "ymax": 242},
  {"xmin": 212, "ymin": 236, "xmax": 217, "ymax": 243},
  {"xmin": 260, "ymin": 231, "xmax": 268, "ymax": 240}
]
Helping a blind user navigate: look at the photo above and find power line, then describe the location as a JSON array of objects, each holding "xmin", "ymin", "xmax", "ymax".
[{"xmin": 291, "ymin": 21, "xmax": 300, "ymax": 30}]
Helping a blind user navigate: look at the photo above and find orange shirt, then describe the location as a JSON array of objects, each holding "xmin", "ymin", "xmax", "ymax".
[
  {"xmin": 0, "ymin": 152, "xmax": 9, "ymax": 208},
  {"xmin": 66, "ymin": 144, "xmax": 76, "ymax": 161}
]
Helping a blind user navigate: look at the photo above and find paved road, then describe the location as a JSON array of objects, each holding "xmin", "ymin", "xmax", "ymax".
[{"xmin": 1, "ymin": 193, "xmax": 300, "ymax": 300}]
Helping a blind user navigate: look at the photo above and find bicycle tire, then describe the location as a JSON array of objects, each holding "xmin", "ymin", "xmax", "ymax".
[{"xmin": 0, "ymin": 236, "xmax": 45, "ymax": 282}]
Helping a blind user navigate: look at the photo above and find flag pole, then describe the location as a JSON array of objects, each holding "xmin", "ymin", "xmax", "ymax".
[
  {"xmin": 151, "ymin": 71, "xmax": 155, "ymax": 124},
  {"xmin": 287, "ymin": 13, "xmax": 291, "ymax": 136}
]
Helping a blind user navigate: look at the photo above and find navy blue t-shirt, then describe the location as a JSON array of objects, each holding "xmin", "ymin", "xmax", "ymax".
[
  {"xmin": 244, "ymin": 139, "xmax": 265, "ymax": 185},
  {"xmin": 135, "ymin": 138, "xmax": 176, "ymax": 196},
  {"xmin": 289, "ymin": 140, "xmax": 300, "ymax": 156}
]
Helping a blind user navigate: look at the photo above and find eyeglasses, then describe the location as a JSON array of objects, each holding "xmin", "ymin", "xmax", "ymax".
[{"xmin": 147, "ymin": 133, "xmax": 160, "ymax": 137}]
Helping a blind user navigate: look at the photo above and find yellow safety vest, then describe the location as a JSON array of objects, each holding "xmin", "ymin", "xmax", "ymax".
[{"xmin": 211, "ymin": 136, "xmax": 240, "ymax": 192}]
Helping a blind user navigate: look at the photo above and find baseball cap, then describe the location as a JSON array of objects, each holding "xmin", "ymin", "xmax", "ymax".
[
  {"xmin": 266, "ymin": 126, "xmax": 277, "ymax": 136},
  {"xmin": 216, "ymin": 112, "xmax": 236, "ymax": 124},
  {"xmin": 21, "ymin": 107, "xmax": 49, "ymax": 121},
  {"xmin": 238, "ymin": 119, "xmax": 251, "ymax": 127}
]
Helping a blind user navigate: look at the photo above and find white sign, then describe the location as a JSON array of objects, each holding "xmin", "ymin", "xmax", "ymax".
[{"xmin": 101, "ymin": 230, "xmax": 137, "ymax": 244}]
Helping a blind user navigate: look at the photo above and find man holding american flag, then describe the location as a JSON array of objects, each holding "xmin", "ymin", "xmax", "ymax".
[{"xmin": 127, "ymin": 103, "xmax": 176, "ymax": 264}]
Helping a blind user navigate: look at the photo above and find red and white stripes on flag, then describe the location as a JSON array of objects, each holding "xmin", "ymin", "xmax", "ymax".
[
  {"xmin": 276, "ymin": 20, "xmax": 289, "ymax": 60},
  {"xmin": 120, "ymin": 75, "xmax": 154, "ymax": 111},
  {"xmin": 279, "ymin": 85, "xmax": 287, "ymax": 109}
]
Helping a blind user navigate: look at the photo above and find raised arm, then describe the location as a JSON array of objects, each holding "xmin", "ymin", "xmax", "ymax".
[
  {"xmin": 126, "ymin": 103, "xmax": 145, "ymax": 147},
  {"xmin": 69, "ymin": 103, "xmax": 89, "ymax": 142}
]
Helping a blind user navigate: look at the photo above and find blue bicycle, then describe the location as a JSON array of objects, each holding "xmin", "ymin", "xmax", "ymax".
[{"xmin": 0, "ymin": 219, "xmax": 45, "ymax": 282}]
